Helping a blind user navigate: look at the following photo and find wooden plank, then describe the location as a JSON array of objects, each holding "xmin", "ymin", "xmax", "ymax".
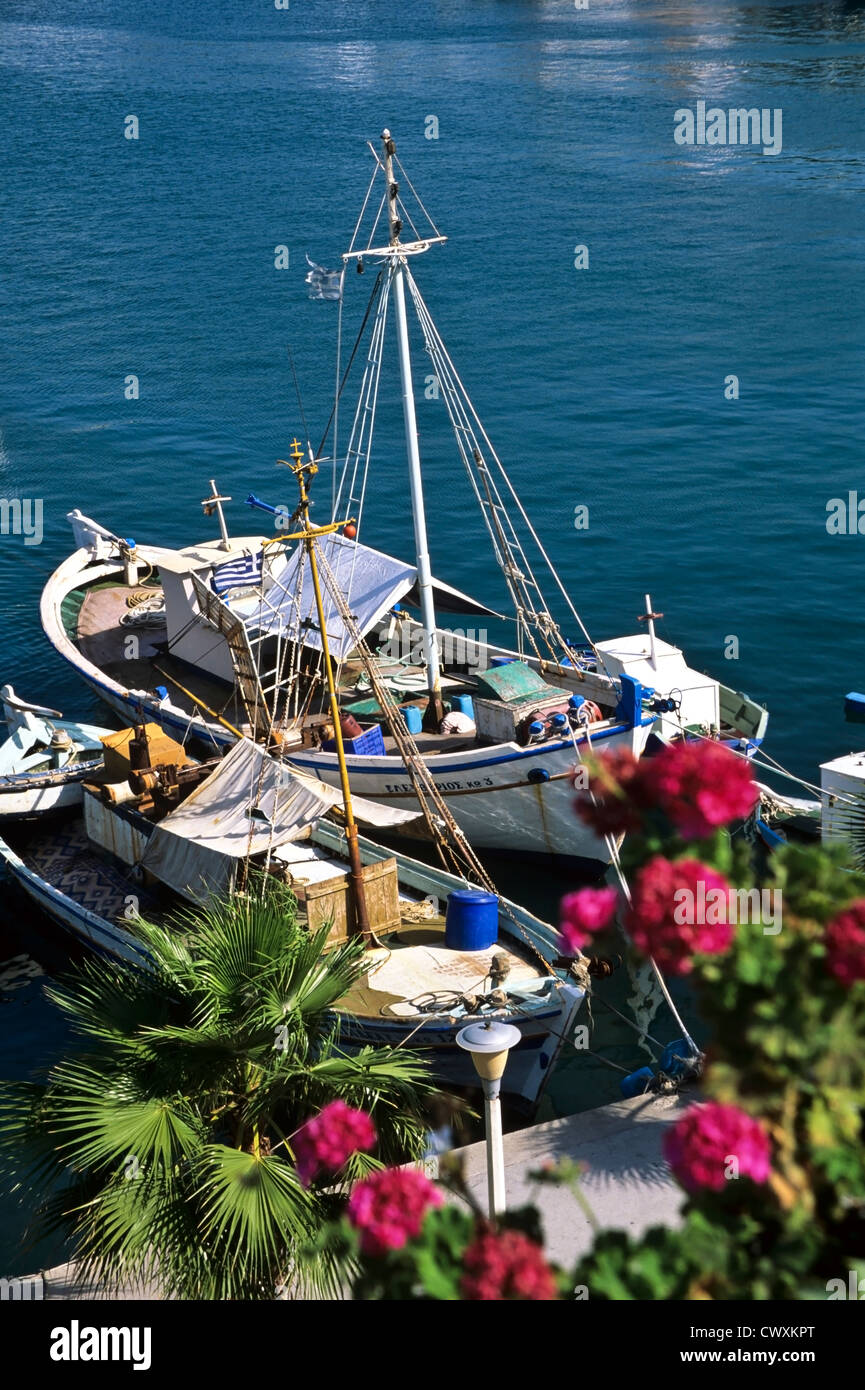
[{"xmin": 361, "ymin": 857, "xmax": 401, "ymax": 934}]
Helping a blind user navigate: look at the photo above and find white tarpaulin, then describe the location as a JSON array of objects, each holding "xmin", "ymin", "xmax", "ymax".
[
  {"xmin": 250, "ymin": 535, "xmax": 416, "ymax": 661},
  {"xmin": 140, "ymin": 738, "xmax": 418, "ymax": 904}
]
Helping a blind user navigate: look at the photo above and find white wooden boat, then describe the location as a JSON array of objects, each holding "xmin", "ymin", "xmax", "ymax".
[
  {"xmin": 0, "ymin": 686, "xmax": 108, "ymax": 822},
  {"xmin": 0, "ymin": 733, "xmax": 584, "ymax": 1109},
  {"xmin": 39, "ymin": 131, "xmax": 767, "ymax": 870}
]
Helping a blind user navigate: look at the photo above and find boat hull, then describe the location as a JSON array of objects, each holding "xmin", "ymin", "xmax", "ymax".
[{"xmin": 0, "ymin": 777, "xmax": 90, "ymax": 822}]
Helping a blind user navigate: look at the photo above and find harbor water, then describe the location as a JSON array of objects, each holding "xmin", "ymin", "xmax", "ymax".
[{"xmin": 1, "ymin": 0, "xmax": 863, "ymax": 1272}]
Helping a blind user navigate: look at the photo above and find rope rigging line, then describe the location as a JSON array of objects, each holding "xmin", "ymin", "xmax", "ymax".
[
  {"xmin": 403, "ymin": 265, "xmax": 615, "ymax": 681},
  {"xmin": 311, "ymin": 542, "xmax": 560, "ymax": 979},
  {"xmin": 316, "ymin": 266, "xmax": 384, "ymax": 463},
  {"xmin": 567, "ymin": 717, "xmax": 701, "ymax": 1058}
]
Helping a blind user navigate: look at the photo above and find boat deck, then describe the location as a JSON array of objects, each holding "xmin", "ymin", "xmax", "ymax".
[
  {"xmin": 348, "ymin": 924, "xmax": 545, "ymax": 1020},
  {"xmin": 23, "ymin": 821, "xmax": 162, "ymax": 924},
  {"xmin": 75, "ymin": 581, "xmax": 485, "ymax": 754},
  {"xmin": 77, "ymin": 582, "xmax": 249, "ymax": 728},
  {"xmin": 275, "ymin": 837, "xmax": 548, "ymax": 1020}
]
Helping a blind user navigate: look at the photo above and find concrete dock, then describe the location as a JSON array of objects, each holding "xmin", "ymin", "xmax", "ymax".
[{"xmin": 435, "ymin": 1091, "xmax": 687, "ymax": 1268}]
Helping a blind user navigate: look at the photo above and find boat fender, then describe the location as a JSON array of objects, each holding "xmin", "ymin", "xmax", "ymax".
[{"xmin": 527, "ymin": 767, "xmax": 550, "ymax": 784}]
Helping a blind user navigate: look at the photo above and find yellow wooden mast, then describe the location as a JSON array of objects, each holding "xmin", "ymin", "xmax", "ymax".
[{"xmin": 280, "ymin": 438, "xmax": 370, "ymax": 939}]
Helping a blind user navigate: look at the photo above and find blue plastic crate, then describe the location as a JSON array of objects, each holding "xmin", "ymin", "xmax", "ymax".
[{"xmin": 322, "ymin": 723, "xmax": 386, "ymax": 757}]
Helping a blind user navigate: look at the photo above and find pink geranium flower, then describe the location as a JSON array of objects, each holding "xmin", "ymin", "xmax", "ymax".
[
  {"xmin": 625, "ymin": 857, "xmax": 734, "ymax": 974},
  {"xmin": 643, "ymin": 739, "xmax": 758, "ymax": 840},
  {"xmin": 347, "ymin": 1167, "xmax": 442, "ymax": 1256},
  {"xmin": 825, "ymin": 901, "xmax": 865, "ymax": 987},
  {"xmin": 292, "ymin": 1100, "xmax": 377, "ymax": 1186},
  {"xmin": 663, "ymin": 1102, "xmax": 771, "ymax": 1193},
  {"xmin": 573, "ymin": 749, "xmax": 654, "ymax": 837},
  {"xmin": 559, "ymin": 886, "xmax": 618, "ymax": 955},
  {"xmin": 461, "ymin": 1228, "xmax": 558, "ymax": 1301}
]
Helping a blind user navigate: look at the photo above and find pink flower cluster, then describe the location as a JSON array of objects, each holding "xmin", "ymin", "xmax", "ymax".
[
  {"xmin": 292, "ymin": 1100, "xmax": 377, "ymax": 1186},
  {"xmin": 574, "ymin": 739, "xmax": 757, "ymax": 842},
  {"xmin": 559, "ymin": 886, "xmax": 618, "ymax": 955},
  {"xmin": 347, "ymin": 1167, "xmax": 442, "ymax": 1256},
  {"xmin": 663, "ymin": 1101, "xmax": 771, "ymax": 1193},
  {"xmin": 824, "ymin": 901, "xmax": 865, "ymax": 987},
  {"xmin": 461, "ymin": 1228, "xmax": 558, "ymax": 1301},
  {"xmin": 643, "ymin": 739, "xmax": 758, "ymax": 841},
  {"xmin": 625, "ymin": 857, "xmax": 734, "ymax": 975}
]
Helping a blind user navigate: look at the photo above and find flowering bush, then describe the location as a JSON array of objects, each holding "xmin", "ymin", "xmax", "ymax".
[
  {"xmin": 306, "ymin": 737, "xmax": 865, "ymax": 1300},
  {"xmin": 569, "ymin": 738, "xmax": 865, "ymax": 1299}
]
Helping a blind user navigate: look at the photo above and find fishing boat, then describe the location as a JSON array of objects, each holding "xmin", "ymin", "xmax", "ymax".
[
  {"xmin": 7, "ymin": 455, "xmax": 591, "ymax": 1110},
  {"xmin": 0, "ymin": 727, "xmax": 585, "ymax": 1109},
  {"xmin": 0, "ymin": 685, "xmax": 109, "ymax": 822},
  {"xmin": 40, "ymin": 131, "xmax": 767, "ymax": 869}
]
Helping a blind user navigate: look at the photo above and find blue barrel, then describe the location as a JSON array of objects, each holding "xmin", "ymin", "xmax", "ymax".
[
  {"xmin": 400, "ymin": 705, "xmax": 423, "ymax": 734},
  {"xmin": 445, "ymin": 890, "xmax": 499, "ymax": 951},
  {"xmin": 451, "ymin": 693, "xmax": 474, "ymax": 718}
]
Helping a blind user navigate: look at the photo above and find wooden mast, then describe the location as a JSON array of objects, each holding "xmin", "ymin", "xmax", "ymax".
[{"xmin": 282, "ymin": 439, "xmax": 370, "ymax": 939}]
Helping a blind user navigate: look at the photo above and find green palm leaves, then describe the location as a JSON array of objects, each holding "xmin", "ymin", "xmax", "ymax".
[{"xmin": 0, "ymin": 882, "xmax": 433, "ymax": 1299}]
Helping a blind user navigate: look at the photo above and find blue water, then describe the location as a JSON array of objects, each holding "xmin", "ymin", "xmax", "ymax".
[{"xmin": 1, "ymin": 0, "xmax": 863, "ymax": 1271}]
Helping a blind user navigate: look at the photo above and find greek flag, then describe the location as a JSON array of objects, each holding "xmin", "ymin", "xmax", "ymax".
[
  {"xmin": 211, "ymin": 549, "xmax": 264, "ymax": 596},
  {"xmin": 305, "ymin": 254, "xmax": 343, "ymax": 302}
]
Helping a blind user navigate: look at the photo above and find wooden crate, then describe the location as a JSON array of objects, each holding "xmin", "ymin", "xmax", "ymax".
[{"xmin": 302, "ymin": 858, "xmax": 401, "ymax": 945}]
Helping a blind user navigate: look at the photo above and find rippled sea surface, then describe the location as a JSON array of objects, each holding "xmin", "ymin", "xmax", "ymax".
[{"xmin": 1, "ymin": 0, "xmax": 863, "ymax": 1271}]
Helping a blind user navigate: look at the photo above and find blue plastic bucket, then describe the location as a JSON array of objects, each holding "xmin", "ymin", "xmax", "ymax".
[
  {"xmin": 451, "ymin": 693, "xmax": 474, "ymax": 718},
  {"xmin": 400, "ymin": 705, "xmax": 423, "ymax": 734},
  {"xmin": 620, "ymin": 1066, "xmax": 655, "ymax": 1099},
  {"xmin": 445, "ymin": 890, "xmax": 499, "ymax": 951}
]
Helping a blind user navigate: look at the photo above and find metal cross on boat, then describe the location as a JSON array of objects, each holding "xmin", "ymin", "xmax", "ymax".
[
  {"xmin": 201, "ymin": 479, "xmax": 233, "ymax": 550},
  {"xmin": 638, "ymin": 593, "xmax": 664, "ymax": 670}
]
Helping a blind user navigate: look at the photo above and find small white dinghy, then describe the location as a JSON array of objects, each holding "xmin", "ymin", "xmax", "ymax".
[{"xmin": 0, "ymin": 685, "xmax": 108, "ymax": 822}]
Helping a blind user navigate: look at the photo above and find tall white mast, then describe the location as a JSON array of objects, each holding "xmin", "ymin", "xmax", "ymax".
[{"xmin": 381, "ymin": 128, "xmax": 444, "ymax": 728}]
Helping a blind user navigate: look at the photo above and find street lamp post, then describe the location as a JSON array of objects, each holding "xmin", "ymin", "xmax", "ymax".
[{"xmin": 455, "ymin": 1019, "xmax": 521, "ymax": 1219}]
